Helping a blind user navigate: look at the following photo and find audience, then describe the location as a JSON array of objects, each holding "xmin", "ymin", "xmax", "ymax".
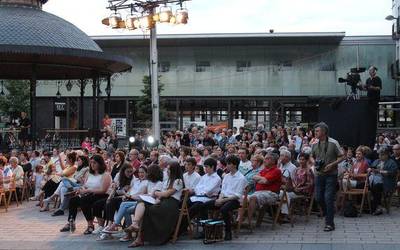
[{"xmin": 3, "ymin": 124, "xmax": 400, "ymax": 247}]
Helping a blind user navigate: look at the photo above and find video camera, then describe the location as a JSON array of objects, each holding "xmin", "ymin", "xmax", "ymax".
[{"xmin": 338, "ymin": 67, "xmax": 366, "ymax": 95}]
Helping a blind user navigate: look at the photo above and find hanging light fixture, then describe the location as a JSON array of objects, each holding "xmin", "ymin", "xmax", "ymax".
[
  {"xmin": 175, "ymin": 8, "xmax": 189, "ymax": 24},
  {"xmin": 109, "ymin": 11, "xmax": 122, "ymax": 28},
  {"xmin": 56, "ymin": 81, "xmax": 61, "ymax": 99},
  {"xmin": 158, "ymin": 5, "xmax": 173, "ymax": 23},
  {"xmin": 125, "ymin": 14, "xmax": 140, "ymax": 30},
  {"xmin": 139, "ymin": 14, "xmax": 155, "ymax": 30},
  {"xmin": 153, "ymin": 13, "xmax": 160, "ymax": 22},
  {"xmin": 0, "ymin": 80, "xmax": 4, "ymax": 96}
]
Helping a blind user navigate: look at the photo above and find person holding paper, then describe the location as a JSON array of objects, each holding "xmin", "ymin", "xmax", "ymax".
[
  {"xmin": 204, "ymin": 155, "xmax": 248, "ymax": 241},
  {"xmin": 126, "ymin": 161, "xmax": 184, "ymax": 247},
  {"xmin": 188, "ymin": 158, "xmax": 221, "ymax": 221}
]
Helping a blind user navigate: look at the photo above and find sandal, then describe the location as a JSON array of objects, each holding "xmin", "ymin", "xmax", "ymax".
[
  {"xmin": 323, "ymin": 225, "xmax": 335, "ymax": 232},
  {"xmin": 124, "ymin": 221, "xmax": 140, "ymax": 233},
  {"xmin": 83, "ymin": 225, "xmax": 95, "ymax": 235},
  {"xmin": 39, "ymin": 206, "xmax": 49, "ymax": 212},
  {"xmin": 60, "ymin": 223, "xmax": 70, "ymax": 232},
  {"xmin": 128, "ymin": 241, "xmax": 144, "ymax": 248}
]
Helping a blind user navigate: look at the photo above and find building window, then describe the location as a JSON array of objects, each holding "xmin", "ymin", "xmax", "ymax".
[
  {"xmin": 196, "ymin": 61, "xmax": 210, "ymax": 72},
  {"xmin": 236, "ymin": 60, "xmax": 251, "ymax": 72},
  {"xmin": 104, "ymin": 100, "xmax": 127, "ymax": 117},
  {"xmin": 158, "ymin": 61, "xmax": 170, "ymax": 73}
]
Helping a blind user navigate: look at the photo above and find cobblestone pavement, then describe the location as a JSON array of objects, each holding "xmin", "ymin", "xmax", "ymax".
[{"xmin": 2, "ymin": 201, "xmax": 400, "ymax": 249}]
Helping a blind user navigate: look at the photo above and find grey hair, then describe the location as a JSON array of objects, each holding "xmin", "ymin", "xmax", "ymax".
[
  {"xmin": 302, "ymin": 146, "xmax": 312, "ymax": 155},
  {"xmin": 266, "ymin": 152, "xmax": 279, "ymax": 164},
  {"xmin": 314, "ymin": 122, "xmax": 329, "ymax": 135},
  {"xmin": 9, "ymin": 156, "xmax": 18, "ymax": 164},
  {"xmin": 279, "ymin": 149, "xmax": 291, "ymax": 159},
  {"xmin": 159, "ymin": 154, "xmax": 172, "ymax": 163}
]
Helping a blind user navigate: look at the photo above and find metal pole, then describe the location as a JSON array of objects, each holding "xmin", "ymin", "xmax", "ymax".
[
  {"xmin": 150, "ymin": 18, "xmax": 160, "ymax": 141},
  {"xmin": 79, "ymin": 79, "xmax": 85, "ymax": 130},
  {"xmin": 107, "ymin": 75, "xmax": 111, "ymax": 115},
  {"xmin": 92, "ymin": 78, "xmax": 97, "ymax": 130},
  {"xmin": 30, "ymin": 65, "xmax": 37, "ymax": 149}
]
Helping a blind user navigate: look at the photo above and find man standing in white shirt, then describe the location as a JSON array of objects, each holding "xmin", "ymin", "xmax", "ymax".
[
  {"xmin": 183, "ymin": 157, "xmax": 201, "ymax": 195},
  {"xmin": 238, "ymin": 148, "xmax": 252, "ymax": 176},
  {"xmin": 204, "ymin": 155, "xmax": 247, "ymax": 241}
]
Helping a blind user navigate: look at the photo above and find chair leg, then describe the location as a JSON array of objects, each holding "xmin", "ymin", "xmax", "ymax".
[
  {"xmin": 14, "ymin": 191, "xmax": 19, "ymax": 207},
  {"xmin": 359, "ymin": 193, "xmax": 366, "ymax": 216},
  {"xmin": 288, "ymin": 203, "xmax": 294, "ymax": 228},
  {"xmin": 306, "ymin": 195, "xmax": 314, "ymax": 223},
  {"xmin": 256, "ymin": 208, "xmax": 265, "ymax": 228},
  {"xmin": 1, "ymin": 194, "xmax": 7, "ymax": 212},
  {"xmin": 172, "ymin": 209, "xmax": 185, "ymax": 244},
  {"xmin": 186, "ymin": 211, "xmax": 193, "ymax": 239},
  {"xmin": 237, "ymin": 207, "xmax": 245, "ymax": 234},
  {"xmin": 272, "ymin": 204, "xmax": 281, "ymax": 230}
]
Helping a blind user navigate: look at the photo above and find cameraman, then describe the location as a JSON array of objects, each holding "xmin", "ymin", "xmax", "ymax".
[
  {"xmin": 312, "ymin": 122, "xmax": 344, "ymax": 232},
  {"xmin": 364, "ymin": 66, "xmax": 382, "ymax": 106}
]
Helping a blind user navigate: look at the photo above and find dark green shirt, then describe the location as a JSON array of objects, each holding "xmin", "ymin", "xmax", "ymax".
[{"xmin": 311, "ymin": 137, "xmax": 343, "ymax": 175}]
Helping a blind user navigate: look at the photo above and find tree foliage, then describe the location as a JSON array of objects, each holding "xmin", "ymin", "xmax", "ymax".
[
  {"xmin": 135, "ymin": 75, "xmax": 165, "ymax": 125},
  {"xmin": 0, "ymin": 80, "xmax": 30, "ymax": 117}
]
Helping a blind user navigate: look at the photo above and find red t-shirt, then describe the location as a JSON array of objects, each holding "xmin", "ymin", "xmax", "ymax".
[
  {"xmin": 131, "ymin": 159, "xmax": 141, "ymax": 178},
  {"xmin": 255, "ymin": 166, "xmax": 282, "ymax": 193}
]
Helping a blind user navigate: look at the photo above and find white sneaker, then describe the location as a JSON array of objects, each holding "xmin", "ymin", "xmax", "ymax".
[
  {"xmin": 96, "ymin": 233, "xmax": 113, "ymax": 241},
  {"xmin": 92, "ymin": 226, "xmax": 104, "ymax": 235}
]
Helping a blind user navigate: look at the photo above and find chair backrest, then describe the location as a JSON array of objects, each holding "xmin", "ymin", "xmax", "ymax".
[{"xmin": 9, "ymin": 176, "xmax": 16, "ymax": 190}]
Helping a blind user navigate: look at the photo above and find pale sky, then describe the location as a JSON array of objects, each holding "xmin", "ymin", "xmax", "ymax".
[{"xmin": 43, "ymin": 0, "xmax": 393, "ymax": 36}]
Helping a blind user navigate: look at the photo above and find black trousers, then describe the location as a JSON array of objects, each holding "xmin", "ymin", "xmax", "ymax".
[
  {"xmin": 370, "ymin": 183, "xmax": 383, "ymax": 212},
  {"xmin": 204, "ymin": 199, "xmax": 240, "ymax": 234},
  {"xmin": 68, "ymin": 194, "xmax": 108, "ymax": 222},
  {"xmin": 92, "ymin": 196, "xmax": 123, "ymax": 221},
  {"xmin": 42, "ymin": 180, "xmax": 59, "ymax": 198},
  {"xmin": 189, "ymin": 200, "xmax": 209, "ymax": 221}
]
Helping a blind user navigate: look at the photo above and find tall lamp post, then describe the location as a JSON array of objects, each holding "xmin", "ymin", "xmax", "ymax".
[{"xmin": 103, "ymin": 0, "xmax": 190, "ymax": 142}]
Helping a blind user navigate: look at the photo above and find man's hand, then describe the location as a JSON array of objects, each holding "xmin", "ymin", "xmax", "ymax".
[
  {"xmin": 215, "ymin": 198, "xmax": 225, "ymax": 207},
  {"xmin": 322, "ymin": 163, "xmax": 335, "ymax": 173},
  {"xmin": 253, "ymin": 175, "xmax": 261, "ymax": 182}
]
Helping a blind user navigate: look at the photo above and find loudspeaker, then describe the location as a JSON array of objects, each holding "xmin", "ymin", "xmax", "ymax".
[{"xmin": 319, "ymin": 99, "xmax": 377, "ymax": 148}]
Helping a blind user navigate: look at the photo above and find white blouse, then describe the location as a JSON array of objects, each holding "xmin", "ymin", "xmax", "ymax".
[
  {"xmin": 128, "ymin": 178, "xmax": 148, "ymax": 196},
  {"xmin": 147, "ymin": 181, "xmax": 163, "ymax": 196},
  {"xmin": 162, "ymin": 178, "xmax": 184, "ymax": 201}
]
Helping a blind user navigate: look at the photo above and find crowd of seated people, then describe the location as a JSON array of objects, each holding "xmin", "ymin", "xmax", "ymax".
[{"xmin": 1, "ymin": 125, "xmax": 400, "ymax": 247}]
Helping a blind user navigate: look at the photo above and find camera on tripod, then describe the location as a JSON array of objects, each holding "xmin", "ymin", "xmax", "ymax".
[{"xmin": 338, "ymin": 67, "xmax": 366, "ymax": 100}]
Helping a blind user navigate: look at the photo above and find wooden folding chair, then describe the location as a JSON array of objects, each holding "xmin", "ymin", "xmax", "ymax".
[
  {"xmin": 6, "ymin": 176, "xmax": 20, "ymax": 207},
  {"xmin": 236, "ymin": 185, "xmax": 251, "ymax": 234},
  {"xmin": 21, "ymin": 173, "xmax": 30, "ymax": 203},
  {"xmin": 282, "ymin": 191, "xmax": 315, "ymax": 226},
  {"xmin": 273, "ymin": 187, "xmax": 290, "ymax": 228},
  {"xmin": 252, "ymin": 189, "xmax": 281, "ymax": 230},
  {"xmin": 172, "ymin": 189, "xmax": 193, "ymax": 243},
  {"xmin": 339, "ymin": 174, "xmax": 370, "ymax": 216},
  {"xmin": 0, "ymin": 186, "xmax": 8, "ymax": 212}
]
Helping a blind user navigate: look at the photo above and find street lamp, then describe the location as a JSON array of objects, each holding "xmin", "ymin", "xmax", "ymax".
[
  {"xmin": 386, "ymin": 15, "xmax": 398, "ymax": 21},
  {"xmin": 102, "ymin": 0, "xmax": 190, "ymax": 141}
]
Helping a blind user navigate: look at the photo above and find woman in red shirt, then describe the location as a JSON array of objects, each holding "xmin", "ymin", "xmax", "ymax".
[{"xmin": 344, "ymin": 147, "xmax": 369, "ymax": 189}]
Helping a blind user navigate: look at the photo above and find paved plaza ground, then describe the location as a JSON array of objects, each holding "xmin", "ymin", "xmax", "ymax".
[{"xmin": 1, "ymin": 201, "xmax": 400, "ymax": 250}]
